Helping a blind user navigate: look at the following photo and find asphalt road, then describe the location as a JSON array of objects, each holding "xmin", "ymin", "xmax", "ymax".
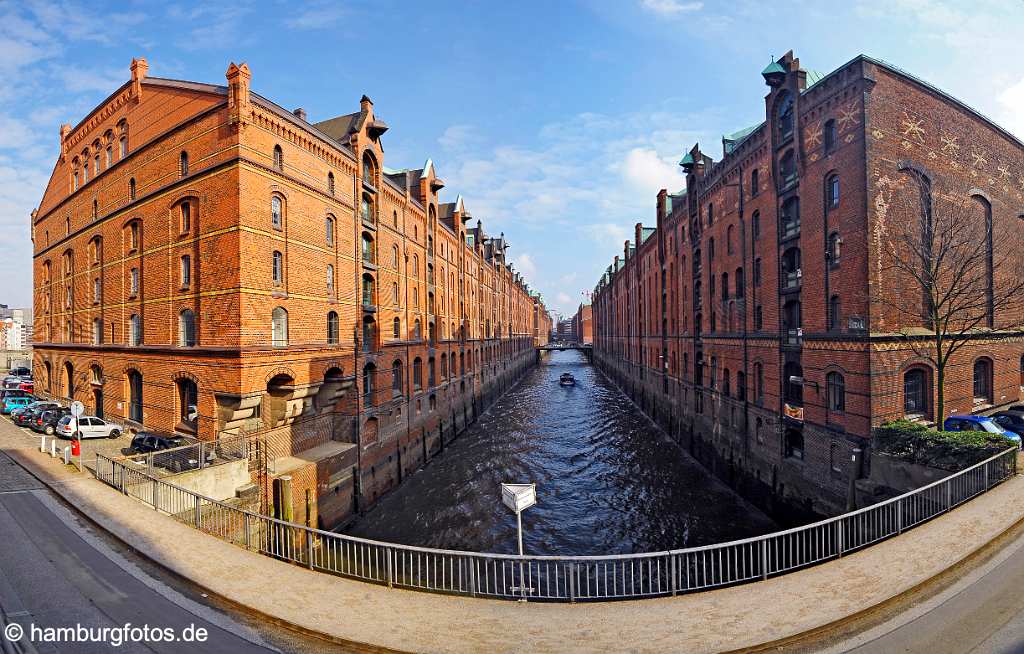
[
  {"xmin": 805, "ymin": 523, "xmax": 1024, "ymax": 654},
  {"xmin": 0, "ymin": 451, "xmax": 279, "ymax": 654}
]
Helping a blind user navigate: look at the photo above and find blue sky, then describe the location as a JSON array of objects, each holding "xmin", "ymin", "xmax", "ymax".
[{"xmin": 1, "ymin": 1, "xmax": 1022, "ymax": 316}]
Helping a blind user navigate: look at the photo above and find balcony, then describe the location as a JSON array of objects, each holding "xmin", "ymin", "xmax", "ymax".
[
  {"xmin": 783, "ymin": 328, "xmax": 803, "ymax": 348},
  {"xmin": 782, "ymin": 268, "xmax": 801, "ymax": 290}
]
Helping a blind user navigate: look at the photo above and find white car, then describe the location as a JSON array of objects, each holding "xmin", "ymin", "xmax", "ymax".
[{"xmin": 56, "ymin": 415, "xmax": 122, "ymax": 439}]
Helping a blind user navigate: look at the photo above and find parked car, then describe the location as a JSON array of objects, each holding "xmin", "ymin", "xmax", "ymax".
[
  {"xmin": 2, "ymin": 395, "xmax": 34, "ymax": 414},
  {"xmin": 1007, "ymin": 405, "xmax": 1024, "ymax": 414},
  {"xmin": 9, "ymin": 367, "xmax": 31, "ymax": 378},
  {"xmin": 12, "ymin": 401, "xmax": 59, "ymax": 427},
  {"xmin": 991, "ymin": 411, "xmax": 1024, "ymax": 435},
  {"xmin": 55, "ymin": 415, "xmax": 122, "ymax": 440},
  {"xmin": 943, "ymin": 415, "xmax": 1022, "ymax": 445},
  {"xmin": 0, "ymin": 389, "xmax": 30, "ymax": 403},
  {"xmin": 127, "ymin": 432, "xmax": 190, "ymax": 455},
  {"xmin": 34, "ymin": 407, "xmax": 72, "ymax": 435}
]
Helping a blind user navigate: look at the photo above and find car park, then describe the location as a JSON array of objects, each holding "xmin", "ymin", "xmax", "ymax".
[
  {"xmin": 943, "ymin": 415, "xmax": 1022, "ymax": 445},
  {"xmin": 55, "ymin": 415, "xmax": 122, "ymax": 440},
  {"xmin": 34, "ymin": 407, "xmax": 72, "ymax": 435},
  {"xmin": 2, "ymin": 395, "xmax": 33, "ymax": 414}
]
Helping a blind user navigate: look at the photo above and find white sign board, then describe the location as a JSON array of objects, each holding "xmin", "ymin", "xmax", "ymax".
[
  {"xmin": 501, "ymin": 483, "xmax": 536, "ymax": 514},
  {"xmin": 70, "ymin": 401, "xmax": 85, "ymax": 418}
]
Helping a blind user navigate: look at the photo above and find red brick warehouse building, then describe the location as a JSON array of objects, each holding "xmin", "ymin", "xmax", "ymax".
[
  {"xmin": 592, "ymin": 51, "xmax": 1024, "ymax": 517},
  {"xmin": 30, "ymin": 58, "xmax": 552, "ymax": 529}
]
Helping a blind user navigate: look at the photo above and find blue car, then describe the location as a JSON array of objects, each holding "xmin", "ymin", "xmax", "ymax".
[
  {"xmin": 944, "ymin": 415, "xmax": 1022, "ymax": 446},
  {"xmin": 2, "ymin": 396, "xmax": 33, "ymax": 415}
]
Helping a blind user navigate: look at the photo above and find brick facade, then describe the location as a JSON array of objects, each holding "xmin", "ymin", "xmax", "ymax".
[
  {"xmin": 30, "ymin": 58, "xmax": 552, "ymax": 528},
  {"xmin": 592, "ymin": 52, "xmax": 1024, "ymax": 518}
]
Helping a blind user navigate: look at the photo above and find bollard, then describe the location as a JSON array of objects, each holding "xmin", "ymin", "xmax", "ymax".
[
  {"xmin": 40, "ymin": 435, "xmax": 46, "ymax": 453},
  {"xmin": 50, "ymin": 440, "xmax": 57, "ymax": 458},
  {"xmin": 63, "ymin": 447, "xmax": 70, "ymax": 465}
]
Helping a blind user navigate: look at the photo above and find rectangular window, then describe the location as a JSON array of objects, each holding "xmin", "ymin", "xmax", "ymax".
[
  {"xmin": 94, "ymin": 155, "xmax": 100, "ymax": 177},
  {"xmin": 93, "ymin": 278, "xmax": 101, "ymax": 303},
  {"xmin": 180, "ymin": 255, "xmax": 191, "ymax": 287},
  {"xmin": 119, "ymin": 137, "xmax": 127, "ymax": 158},
  {"xmin": 180, "ymin": 203, "xmax": 191, "ymax": 233},
  {"xmin": 105, "ymin": 147, "xmax": 112, "ymax": 168},
  {"xmin": 130, "ymin": 268, "xmax": 139, "ymax": 295}
]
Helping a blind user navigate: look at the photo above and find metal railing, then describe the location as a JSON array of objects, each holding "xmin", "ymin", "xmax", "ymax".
[
  {"xmin": 120, "ymin": 433, "xmax": 251, "ymax": 477},
  {"xmin": 94, "ymin": 447, "xmax": 1017, "ymax": 602}
]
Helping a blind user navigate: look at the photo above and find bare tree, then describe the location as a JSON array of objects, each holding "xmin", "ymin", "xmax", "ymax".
[{"xmin": 873, "ymin": 166, "xmax": 1024, "ymax": 424}]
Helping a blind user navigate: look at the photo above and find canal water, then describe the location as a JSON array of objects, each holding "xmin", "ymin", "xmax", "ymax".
[{"xmin": 343, "ymin": 350, "xmax": 778, "ymax": 556}]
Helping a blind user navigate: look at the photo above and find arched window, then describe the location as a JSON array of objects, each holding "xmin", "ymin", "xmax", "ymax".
[
  {"xmin": 327, "ymin": 172, "xmax": 335, "ymax": 196},
  {"xmin": 827, "ymin": 232, "xmax": 842, "ymax": 265},
  {"xmin": 129, "ymin": 177, "xmax": 136, "ymax": 201},
  {"xmin": 92, "ymin": 199, "xmax": 98, "ymax": 221},
  {"xmin": 179, "ymin": 254, "xmax": 191, "ymax": 287},
  {"xmin": 393, "ymin": 210, "xmax": 398, "ymax": 228},
  {"xmin": 829, "ymin": 295, "xmax": 841, "ymax": 331},
  {"xmin": 824, "ymin": 119, "xmax": 837, "ymax": 152},
  {"xmin": 752, "ymin": 211, "xmax": 760, "ymax": 239},
  {"xmin": 361, "ymin": 232, "xmax": 375, "ymax": 264},
  {"xmin": 392, "ymin": 360, "xmax": 403, "ymax": 396},
  {"xmin": 781, "ymin": 247, "xmax": 801, "ymax": 289},
  {"xmin": 360, "ymin": 193, "xmax": 374, "ymax": 224},
  {"xmin": 726, "ymin": 225, "xmax": 734, "ymax": 254},
  {"xmin": 777, "ymin": 92, "xmax": 794, "ymax": 139},
  {"xmin": 827, "ymin": 174, "xmax": 840, "ymax": 208},
  {"xmin": 414, "ymin": 319, "xmax": 421, "ymax": 339},
  {"xmin": 973, "ymin": 195, "xmax": 994, "ymax": 328},
  {"xmin": 127, "ymin": 370, "xmax": 143, "ymax": 423},
  {"xmin": 362, "ymin": 363, "xmax": 375, "ymax": 407},
  {"xmin": 326, "ymin": 264, "xmax": 334, "ymax": 293},
  {"xmin": 412, "ymin": 254, "xmax": 419, "ymax": 275},
  {"xmin": 785, "ymin": 428, "xmax": 804, "ymax": 460},
  {"xmin": 392, "ymin": 245, "xmax": 400, "ymax": 268},
  {"xmin": 750, "ymin": 169, "xmax": 759, "ymax": 196},
  {"xmin": 784, "ymin": 361, "xmax": 803, "ymax": 405},
  {"xmin": 392, "ymin": 282, "xmax": 398, "ymax": 304},
  {"xmin": 179, "ymin": 201, "xmax": 192, "ymax": 233},
  {"xmin": 361, "ymin": 274, "xmax": 375, "ymax": 306},
  {"xmin": 904, "ymin": 368, "xmax": 930, "ymax": 418},
  {"xmin": 176, "ymin": 378, "xmax": 199, "ymax": 432},
  {"xmin": 428, "ymin": 356, "xmax": 436, "ymax": 386},
  {"xmin": 827, "ymin": 372, "xmax": 845, "ymax": 412},
  {"xmin": 179, "ymin": 151, "xmax": 188, "ymax": 176},
  {"xmin": 736, "ymin": 371, "xmax": 746, "ymax": 400},
  {"xmin": 271, "ymin": 307, "xmax": 288, "ymax": 347},
  {"xmin": 973, "ymin": 358, "xmax": 993, "ymax": 404},
  {"xmin": 721, "ymin": 272, "xmax": 729, "ymax": 300},
  {"xmin": 413, "ymin": 357, "xmax": 423, "ymax": 389},
  {"xmin": 271, "ymin": 196, "xmax": 282, "ymax": 229},
  {"xmin": 272, "ymin": 250, "xmax": 283, "ymax": 286},
  {"xmin": 361, "ymin": 316, "xmax": 376, "ymax": 352},
  {"xmin": 780, "ymin": 149, "xmax": 797, "ymax": 187},
  {"xmin": 128, "ymin": 222, "xmax": 139, "ymax": 251},
  {"xmin": 393, "ymin": 317, "xmax": 401, "ymax": 339},
  {"xmin": 273, "ymin": 144, "xmax": 283, "ymax": 170},
  {"xmin": 327, "ymin": 311, "xmax": 339, "ymax": 345},
  {"xmin": 735, "ymin": 267, "xmax": 744, "ymax": 298},
  {"xmin": 178, "ymin": 309, "xmax": 196, "ymax": 346},
  {"xmin": 325, "ymin": 215, "xmax": 334, "ymax": 246},
  {"xmin": 129, "ymin": 314, "xmax": 142, "ymax": 346},
  {"xmin": 362, "ymin": 152, "xmax": 376, "ymax": 183}
]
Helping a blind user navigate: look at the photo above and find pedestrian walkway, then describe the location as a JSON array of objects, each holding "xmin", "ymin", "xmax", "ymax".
[{"xmin": 2, "ymin": 416, "xmax": 1023, "ymax": 653}]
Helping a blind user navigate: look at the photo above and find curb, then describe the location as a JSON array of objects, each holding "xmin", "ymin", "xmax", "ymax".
[{"xmin": 1, "ymin": 440, "xmax": 408, "ymax": 654}]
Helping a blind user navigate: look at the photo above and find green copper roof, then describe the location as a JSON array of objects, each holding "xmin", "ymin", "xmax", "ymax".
[
  {"xmin": 762, "ymin": 60, "xmax": 786, "ymax": 76},
  {"xmin": 678, "ymin": 152, "xmax": 695, "ymax": 167},
  {"xmin": 804, "ymin": 69, "xmax": 826, "ymax": 89},
  {"xmin": 640, "ymin": 227, "xmax": 656, "ymax": 244},
  {"xmin": 723, "ymin": 122, "xmax": 763, "ymax": 154}
]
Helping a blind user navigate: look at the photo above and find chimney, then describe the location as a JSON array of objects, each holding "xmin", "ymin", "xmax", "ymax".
[
  {"xmin": 293, "ymin": 107, "xmax": 307, "ymax": 121},
  {"xmin": 226, "ymin": 62, "xmax": 252, "ymax": 128},
  {"xmin": 360, "ymin": 94, "xmax": 373, "ymax": 112},
  {"xmin": 59, "ymin": 123, "xmax": 71, "ymax": 162},
  {"xmin": 130, "ymin": 57, "xmax": 148, "ymax": 101}
]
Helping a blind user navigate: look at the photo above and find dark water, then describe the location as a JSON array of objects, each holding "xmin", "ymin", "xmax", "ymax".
[{"xmin": 343, "ymin": 350, "xmax": 777, "ymax": 555}]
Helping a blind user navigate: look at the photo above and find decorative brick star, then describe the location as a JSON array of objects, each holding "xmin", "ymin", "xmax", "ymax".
[
  {"xmin": 997, "ymin": 165, "xmax": 1011, "ymax": 179},
  {"xmin": 970, "ymin": 150, "xmax": 987, "ymax": 168},
  {"xmin": 1018, "ymin": 175, "xmax": 1024, "ymax": 191},
  {"xmin": 837, "ymin": 101, "xmax": 861, "ymax": 129},
  {"xmin": 901, "ymin": 113, "xmax": 925, "ymax": 141},
  {"xmin": 940, "ymin": 134, "xmax": 960, "ymax": 155},
  {"xmin": 804, "ymin": 121, "xmax": 822, "ymax": 148}
]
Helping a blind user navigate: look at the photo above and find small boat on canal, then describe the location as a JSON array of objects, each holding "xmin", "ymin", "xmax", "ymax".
[{"xmin": 559, "ymin": 372, "xmax": 576, "ymax": 386}]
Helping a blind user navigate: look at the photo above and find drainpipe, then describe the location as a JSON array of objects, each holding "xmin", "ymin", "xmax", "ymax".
[{"xmin": 847, "ymin": 446, "xmax": 863, "ymax": 510}]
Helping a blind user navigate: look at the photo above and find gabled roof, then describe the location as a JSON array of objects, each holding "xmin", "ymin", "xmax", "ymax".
[
  {"xmin": 723, "ymin": 122, "xmax": 763, "ymax": 154},
  {"xmin": 314, "ymin": 110, "xmax": 367, "ymax": 144},
  {"xmin": 640, "ymin": 227, "xmax": 656, "ymax": 244}
]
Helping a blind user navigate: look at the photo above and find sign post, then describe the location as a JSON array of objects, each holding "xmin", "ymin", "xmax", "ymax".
[
  {"xmin": 501, "ymin": 483, "xmax": 536, "ymax": 601},
  {"xmin": 70, "ymin": 401, "xmax": 85, "ymax": 472}
]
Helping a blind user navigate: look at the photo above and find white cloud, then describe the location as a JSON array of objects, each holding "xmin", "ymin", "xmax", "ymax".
[
  {"xmin": 556, "ymin": 292, "xmax": 573, "ymax": 305},
  {"xmin": 639, "ymin": 0, "xmax": 703, "ymax": 16},
  {"xmin": 618, "ymin": 147, "xmax": 684, "ymax": 197},
  {"xmin": 438, "ymin": 124, "xmax": 478, "ymax": 151},
  {"xmin": 285, "ymin": 3, "xmax": 347, "ymax": 30},
  {"xmin": 996, "ymin": 77, "xmax": 1024, "ymax": 140},
  {"xmin": 512, "ymin": 253, "xmax": 537, "ymax": 278}
]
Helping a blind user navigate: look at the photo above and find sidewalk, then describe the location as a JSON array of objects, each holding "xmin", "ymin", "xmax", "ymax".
[{"xmin": 3, "ymin": 416, "xmax": 1024, "ymax": 654}]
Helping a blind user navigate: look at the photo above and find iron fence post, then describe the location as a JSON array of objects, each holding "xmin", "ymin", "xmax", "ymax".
[
  {"xmin": 194, "ymin": 495, "xmax": 202, "ymax": 529},
  {"xmin": 468, "ymin": 557, "xmax": 476, "ymax": 597},
  {"xmin": 946, "ymin": 477, "xmax": 953, "ymax": 511},
  {"xmin": 896, "ymin": 499, "xmax": 903, "ymax": 535},
  {"xmin": 244, "ymin": 514, "xmax": 251, "ymax": 551},
  {"xmin": 386, "ymin": 547, "xmax": 394, "ymax": 588},
  {"xmin": 761, "ymin": 539, "xmax": 769, "ymax": 579},
  {"xmin": 568, "ymin": 563, "xmax": 576, "ymax": 603},
  {"xmin": 670, "ymin": 553, "xmax": 678, "ymax": 596},
  {"xmin": 984, "ymin": 461, "xmax": 989, "ymax": 490},
  {"xmin": 837, "ymin": 520, "xmax": 844, "ymax": 557},
  {"xmin": 306, "ymin": 531, "xmax": 314, "ymax": 570},
  {"xmin": 152, "ymin": 478, "xmax": 158, "ymax": 509}
]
